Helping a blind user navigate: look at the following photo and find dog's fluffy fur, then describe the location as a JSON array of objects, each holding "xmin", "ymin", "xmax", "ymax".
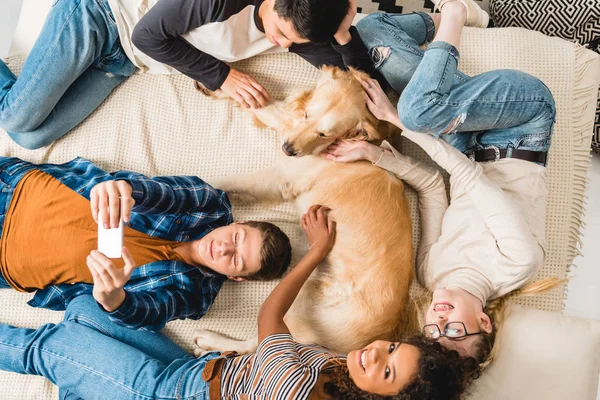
[{"xmin": 193, "ymin": 67, "xmax": 414, "ymax": 355}]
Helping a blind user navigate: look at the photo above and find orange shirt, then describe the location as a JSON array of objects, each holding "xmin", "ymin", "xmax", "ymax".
[{"xmin": 0, "ymin": 170, "xmax": 185, "ymax": 292}]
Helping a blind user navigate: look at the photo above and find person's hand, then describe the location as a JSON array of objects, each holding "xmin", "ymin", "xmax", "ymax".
[
  {"xmin": 360, "ymin": 78, "xmax": 399, "ymax": 124},
  {"xmin": 90, "ymin": 180, "xmax": 134, "ymax": 229},
  {"xmin": 334, "ymin": 0, "xmax": 357, "ymax": 45},
  {"xmin": 301, "ymin": 205, "xmax": 336, "ymax": 259},
  {"xmin": 87, "ymin": 248, "xmax": 136, "ymax": 312},
  {"xmin": 221, "ymin": 68, "xmax": 271, "ymax": 109},
  {"xmin": 322, "ymin": 140, "xmax": 389, "ymax": 163}
]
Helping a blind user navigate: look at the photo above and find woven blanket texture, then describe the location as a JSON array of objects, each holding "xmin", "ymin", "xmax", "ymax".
[{"xmin": 0, "ymin": 26, "xmax": 598, "ymax": 398}]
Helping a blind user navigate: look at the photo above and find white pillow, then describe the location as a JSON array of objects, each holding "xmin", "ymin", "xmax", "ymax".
[{"xmin": 466, "ymin": 305, "xmax": 600, "ymax": 399}]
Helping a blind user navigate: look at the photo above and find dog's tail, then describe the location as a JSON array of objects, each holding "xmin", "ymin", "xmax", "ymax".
[{"xmin": 193, "ymin": 81, "xmax": 230, "ymax": 100}]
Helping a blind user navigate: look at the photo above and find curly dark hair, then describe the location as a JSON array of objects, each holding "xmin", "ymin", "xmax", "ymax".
[{"xmin": 324, "ymin": 334, "xmax": 480, "ymax": 400}]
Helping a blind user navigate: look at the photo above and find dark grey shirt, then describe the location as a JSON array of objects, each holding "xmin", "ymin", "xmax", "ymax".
[{"xmin": 125, "ymin": 0, "xmax": 379, "ymax": 90}]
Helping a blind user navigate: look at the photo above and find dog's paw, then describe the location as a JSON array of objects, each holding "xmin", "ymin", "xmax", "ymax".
[
  {"xmin": 192, "ymin": 346, "xmax": 205, "ymax": 358},
  {"xmin": 280, "ymin": 182, "xmax": 296, "ymax": 201},
  {"xmin": 193, "ymin": 329, "xmax": 228, "ymax": 352}
]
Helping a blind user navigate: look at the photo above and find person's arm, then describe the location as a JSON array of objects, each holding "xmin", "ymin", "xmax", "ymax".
[
  {"xmin": 132, "ymin": 0, "xmax": 270, "ymax": 107},
  {"xmin": 289, "ymin": 0, "xmax": 384, "ymax": 86},
  {"xmin": 375, "ymin": 143, "xmax": 448, "ymax": 277},
  {"xmin": 91, "ymin": 173, "xmax": 231, "ymax": 229},
  {"xmin": 105, "ymin": 282, "xmax": 222, "ymax": 331},
  {"xmin": 257, "ymin": 205, "xmax": 335, "ymax": 343},
  {"xmin": 361, "ymin": 77, "xmax": 544, "ymax": 268},
  {"xmin": 322, "ymin": 140, "xmax": 447, "ymax": 282},
  {"xmin": 87, "ymin": 249, "xmax": 223, "ymax": 330},
  {"xmin": 332, "ymin": 26, "xmax": 381, "ymax": 81},
  {"xmin": 290, "ymin": 28, "xmax": 383, "ymax": 85},
  {"xmin": 131, "ymin": 0, "xmax": 230, "ymax": 91}
]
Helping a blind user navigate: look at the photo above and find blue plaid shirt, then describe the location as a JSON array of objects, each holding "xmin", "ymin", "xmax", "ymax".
[{"xmin": 0, "ymin": 157, "xmax": 232, "ymax": 331}]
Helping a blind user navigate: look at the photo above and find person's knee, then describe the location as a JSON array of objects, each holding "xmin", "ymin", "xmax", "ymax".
[
  {"xmin": 7, "ymin": 131, "xmax": 53, "ymax": 150},
  {"xmin": 63, "ymin": 295, "xmax": 100, "ymax": 322},
  {"xmin": 1, "ymin": 111, "xmax": 45, "ymax": 135},
  {"xmin": 356, "ymin": 13, "xmax": 385, "ymax": 44},
  {"xmin": 397, "ymin": 93, "xmax": 433, "ymax": 132},
  {"xmin": 398, "ymin": 93, "xmax": 463, "ymax": 134},
  {"xmin": 500, "ymin": 70, "xmax": 556, "ymax": 121}
]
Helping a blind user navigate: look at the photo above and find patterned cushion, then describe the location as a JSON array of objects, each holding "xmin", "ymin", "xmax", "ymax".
[
  {"xmin": 355, "ymin": 0, "xmax": 490, "ymax": 18},
  {"xmin": 490, "ymin": 0, "xmax": 600, "ymax": 151}
]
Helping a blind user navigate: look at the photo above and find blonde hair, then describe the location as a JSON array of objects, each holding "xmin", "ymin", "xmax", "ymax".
[{"xmin": 479, "ymin": 277, "xmax": 567, "ymax": 368}]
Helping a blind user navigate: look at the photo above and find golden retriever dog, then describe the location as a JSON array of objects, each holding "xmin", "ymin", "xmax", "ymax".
[{"xmin": 193, "ymin": 67, "xmax": 414, "ymax": 355}]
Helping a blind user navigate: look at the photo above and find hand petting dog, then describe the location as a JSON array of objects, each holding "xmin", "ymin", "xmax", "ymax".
[
  {"xmin": 322, "ymin": 76, "xmax": 403, "ymax": 163},
  {"xmin": 221, "ymin": 68, "xmax": 271, "ymax": 109}
]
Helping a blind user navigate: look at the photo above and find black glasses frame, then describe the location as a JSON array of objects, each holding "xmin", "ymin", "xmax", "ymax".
[{"xmin": 422, "ymin": 322, "xmax": 484, "ymax": 341}]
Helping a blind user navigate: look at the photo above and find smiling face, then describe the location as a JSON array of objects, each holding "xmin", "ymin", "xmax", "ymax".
[
  {"xmin": 346, "ymin": 340, "xmax": 420, "ymax": 396},
  {"xmin": 425, "ymin": 288, "xmax": 492, "ymax": 357},
  {"xmin": 194, "ymin": 223, "xmax": 263, "ymax": 280},
  {"xmin": 259, "ymin": 0, "xmax": 310, "ymax": 49},
  {"xmin": 278, "ymin": 67, "xmax": 388, "ymax": 157}
]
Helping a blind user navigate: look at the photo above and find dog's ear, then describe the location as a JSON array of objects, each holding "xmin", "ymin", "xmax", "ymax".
[
  {"xmin": 320, "ymin": 65, "xmax": 343, "ymax": 80},
  {"xmin": 286, "ymin": 89, "xmax": 313, "ymax": 114},
  {"xmin": 348, "ymin": 67, "xmax": 371, "ymax": 84},
  {"xmin": 349, "ymin": 114, "xmax": 387, "ymax": 142}
]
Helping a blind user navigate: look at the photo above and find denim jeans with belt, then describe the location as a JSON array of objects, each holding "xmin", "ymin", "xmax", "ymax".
[
  {"xmin": 0, "ymin": 295, "xmax": 221, "ymax": 399},
  {"xmin": 356, "ymin": 13, "xmax": 556, "ymax": 162},
  {"xmin": 0, "ymin": 0, "xmax": 137, "ymax": 150}
]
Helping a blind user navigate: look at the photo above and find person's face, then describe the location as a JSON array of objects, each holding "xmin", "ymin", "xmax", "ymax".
[
  {"xmin": 260, "ymin": 0, "xmax": 310, "ymax": 49},
  {"xmin": 196, "ymin": 224, "xmax": 263, "ymax": 280},
  {"xmin": 424, "ymin": 289, "xmax": 492, "ymax": 357},
  {"xmin": 346, "ymin": 340, "xmax": 420, "ymax": 396}
]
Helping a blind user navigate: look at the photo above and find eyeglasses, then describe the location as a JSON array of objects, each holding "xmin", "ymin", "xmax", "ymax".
[{"xmin": 422, "ymin": 322, "xmax": 483, "ymax": 340}]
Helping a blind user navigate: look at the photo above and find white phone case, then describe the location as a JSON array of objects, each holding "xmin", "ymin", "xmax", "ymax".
[{"xmin": 97, "ymin": 212, "xmax": 124, "ymax": 258}]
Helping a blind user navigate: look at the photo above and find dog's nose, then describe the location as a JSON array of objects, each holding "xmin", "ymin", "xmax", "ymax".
[{"xmin": 282, "ymin": 142, "xmax": 297, "ymax": 157}]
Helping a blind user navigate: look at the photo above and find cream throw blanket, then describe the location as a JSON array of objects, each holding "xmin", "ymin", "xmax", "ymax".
[{"xmin": 0, "ymin": 27, "xmax": 598, "ymax": 399}]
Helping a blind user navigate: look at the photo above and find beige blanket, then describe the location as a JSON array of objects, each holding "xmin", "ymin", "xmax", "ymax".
[{"xmin": 0, "ymin": 27, "xmax": 598, "ymax": 399}]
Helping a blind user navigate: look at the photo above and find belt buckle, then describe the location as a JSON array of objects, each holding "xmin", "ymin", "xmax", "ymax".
[
  {"xmin": 468, "ymin": 145, "xmax": 501, "ymax": 163},
  {"xmin": 485, "ymin": 145, "xmax": 501, "ymax": 162},
  {"xmin": 467, "ymin": 149, "xmax": 475, "ymax": 162}
]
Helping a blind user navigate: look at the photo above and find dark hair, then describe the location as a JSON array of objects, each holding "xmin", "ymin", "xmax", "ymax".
[
  {"xmin": 240, "ymin": 221, "xmax": 292, "ymax": 281},
  {"xmin": 472, "ymin": 332, "xmax": 494, "ymax": 366},
  {"xmin": 325, "ymin": 334, "xmax": 480, "ymax": 400},
  {"xmin": 273, "ymin": 0, "xmax": 350, "ymax": 43}
]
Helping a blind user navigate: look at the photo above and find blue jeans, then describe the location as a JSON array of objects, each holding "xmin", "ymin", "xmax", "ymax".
[
  {"xmin": 0, "ymin": 0, "xmax": 137, "ymax": 150},
  {"xmin": 0, "ymin": 295, "xmax": 220, "ymax": 400},
  {"xmin": 357, "ymin": 13, "xmax": 556, "ymax": 162}
]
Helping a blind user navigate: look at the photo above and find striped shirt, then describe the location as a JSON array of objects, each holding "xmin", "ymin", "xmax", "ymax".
[{"xmin": 220, "ymin": 334, "xmax": 346, "ymax": 399}]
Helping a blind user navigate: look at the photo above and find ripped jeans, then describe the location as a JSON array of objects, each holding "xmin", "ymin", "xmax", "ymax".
[
  {"xmin": 0, "ymin": 0, "xmax": 137, "ymax": 150},
  {"xmin": 356, "ymin": 13, "xmax": 556, "ymax": 163}
]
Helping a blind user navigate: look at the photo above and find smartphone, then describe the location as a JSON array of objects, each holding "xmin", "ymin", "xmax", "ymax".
[{"xmin": 97, "ymin": 212, "xmax": 124, "ymax": 258}]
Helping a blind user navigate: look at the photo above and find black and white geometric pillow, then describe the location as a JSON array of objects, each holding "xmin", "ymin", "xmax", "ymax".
[
  {"xmin": 356, "ymin": 0, "xmax": 490, "ymax": 17},
  {"xmin": 489, "ymin": 0, "xmax": 600, "ymax": 152}
]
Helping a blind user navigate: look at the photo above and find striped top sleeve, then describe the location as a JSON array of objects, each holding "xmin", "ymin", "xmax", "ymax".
[{"xmin": 220, "ymin": 333, "xmax": 344, "ymax": 399}]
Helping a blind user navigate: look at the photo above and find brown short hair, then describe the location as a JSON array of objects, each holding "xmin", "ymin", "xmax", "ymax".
[{"xmin": 240, "ymin": 221, "xmax": 291, "ymax": 281}]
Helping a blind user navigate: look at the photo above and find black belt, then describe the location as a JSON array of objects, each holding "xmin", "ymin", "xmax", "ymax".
[{"xmin": 469, "ymin": 147, "xmax": 547, "ymax": 164}]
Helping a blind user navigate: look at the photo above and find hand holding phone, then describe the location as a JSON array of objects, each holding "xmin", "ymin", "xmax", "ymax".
[
  {"xmin": 98, "ymin": 211, "xmax": 123, "ymax": 258},
  {"xmin": 90, "ymin": 180, "xmax": 134, "ymax": 228},
  {"xmin": 87, "ymin": 248, "xmax": 136, "ymax": 312}
]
